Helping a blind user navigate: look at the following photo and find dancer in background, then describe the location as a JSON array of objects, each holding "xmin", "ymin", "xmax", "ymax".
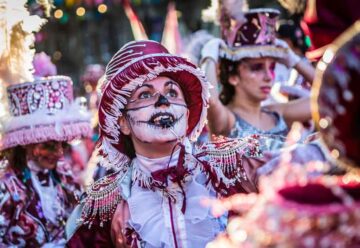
[{"xmin": 201, "ymin": 1, "xmax": 315, "ymax": 151}]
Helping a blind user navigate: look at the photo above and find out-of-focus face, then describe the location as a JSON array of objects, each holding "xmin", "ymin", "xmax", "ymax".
[
  {"xmin": 122, "ymin": 76, "xmax": 189, "ymax": 144},
  {"xmin": 26, "ymin": 141, "xmax": 65, "ymax": 170},
  {"xmin": 234, "ymin": 57, "xmax": 276, "ymax": 102}
]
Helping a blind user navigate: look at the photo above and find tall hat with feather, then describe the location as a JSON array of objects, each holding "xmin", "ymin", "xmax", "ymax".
[
  {"xmin": 203, "ymin": 0, "xmax": 287, "ymax": 61},
  {"xmin": 0, "ymin": 0, "xmax": 92, "ymax": 151}
]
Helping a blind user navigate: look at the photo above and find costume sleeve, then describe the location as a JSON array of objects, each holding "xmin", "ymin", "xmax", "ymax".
[
  {"xmin": 66, "ymin": 217, "xmax": 114, "ymax": 248},
  {"xmin": 66, "ymin": 170, "xmax": 129, "ymax": 248},
  {"xmin": 0, "ymin": 180, "xmax": 15, "ymax": 246},
  {"xmin": 195, "ymin": 136, "xmax": 265, "ymax": 197}
]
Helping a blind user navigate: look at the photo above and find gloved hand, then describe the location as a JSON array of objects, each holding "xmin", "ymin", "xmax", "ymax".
[
  {"xmin": 279, "ymin": 85, "xmax": 310, "ymax": 98},
  {"xmin": 200, "ymin": 38, "xmax": 227, "ymax": 64},
  {"xmin": 275, "ymin": 39, "xmax": 301, "ymax": 68}
]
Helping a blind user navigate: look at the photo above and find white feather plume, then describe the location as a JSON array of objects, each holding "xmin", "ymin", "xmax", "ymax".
[
  {"xmin": 202, "ymin": 0, "xmax": 248, "ymax": 23},
  {"xmin": 222, "ymin": 0, "xmax": 248, "ymax": 22},
  {"xmin": 0, "ymin": 0, "xmax": 46, "ymax": 133},
  {"xmin": 0, "ymin": 0, "xmax": 46, "ymax": 87}
]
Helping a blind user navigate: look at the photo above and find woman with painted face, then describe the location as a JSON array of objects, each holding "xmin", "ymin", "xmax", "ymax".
[
  {"xmin": 201, "ymin": 4, "xmax": 315, "ymax": 151},
  {"xmin": 66, "ymin": 40, "xmax": 265, "ymax": 248}
]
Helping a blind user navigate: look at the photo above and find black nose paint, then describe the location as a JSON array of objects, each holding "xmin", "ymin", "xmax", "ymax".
[{"xmin": 155, "ymin": 94, "xmax": 170, "ymax": 107}]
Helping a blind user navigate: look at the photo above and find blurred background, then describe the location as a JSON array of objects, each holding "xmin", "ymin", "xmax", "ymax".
[{"xmin": 29, "ymin": 0, "xmax": 291, "ymax": 95}]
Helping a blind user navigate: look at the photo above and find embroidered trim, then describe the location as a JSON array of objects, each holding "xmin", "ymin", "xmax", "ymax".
[{"xmin": 80, "ymin": 165, "xmax": 130, "ymax": 227}]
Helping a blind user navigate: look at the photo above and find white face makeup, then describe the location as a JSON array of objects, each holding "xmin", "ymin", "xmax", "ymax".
[{"xmin": 124, "ymin": 77, "xmax": 188, "ymax": 144}]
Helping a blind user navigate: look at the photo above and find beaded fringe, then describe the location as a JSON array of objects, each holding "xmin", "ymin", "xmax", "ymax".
[{"xmin": 80, "ymin": 170, "xmax": 125, "ymax": 228}]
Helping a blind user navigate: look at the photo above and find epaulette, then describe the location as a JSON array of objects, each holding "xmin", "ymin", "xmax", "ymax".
[
  {"xmin": 195, "ymin": 135, "xmax": 261, "ymax": 159},
  {"xmin": 79, "ymin": 167, "xmax": 129, "ymax": 228},
  {"xmin": 195, "ymin": 135, "xmax": 262, "ymax": 188}
]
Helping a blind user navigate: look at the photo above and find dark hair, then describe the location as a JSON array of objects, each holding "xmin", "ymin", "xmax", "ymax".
[
  {"xmin": 0, "ymin": 146, "xmax": 27, "ymax": 171},
  {"xmin": 277, "ymin": 20, "xmax": 308, "ymax": 54},
  {"xmin": 122, "ymin": 134, "xmax": 136, "ymax": 159},
  {"xmin": 219, "ymin": 58, "xmax": 241, "ymax": 105}
]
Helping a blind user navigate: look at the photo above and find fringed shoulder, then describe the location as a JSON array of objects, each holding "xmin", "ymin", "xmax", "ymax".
[
  {"xmin": 194, "ymin": 135, "xmax": 262, "ymax": 192},
  {"xmin": 195, "ymin": 135, "xmax": 261, "ymax": 161},
  {"xmin": 77, "ymin": 165, "xmax": 130, "ymax": 228}
]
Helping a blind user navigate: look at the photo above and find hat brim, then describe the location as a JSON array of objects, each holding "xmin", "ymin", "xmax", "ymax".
[
  {"xmin": 220, "ymin": 45, "xmax": 287, "ymax": 61},
  {"xmin": 0, "ymin": 104, "xmax": 92, "ymax": 150}
]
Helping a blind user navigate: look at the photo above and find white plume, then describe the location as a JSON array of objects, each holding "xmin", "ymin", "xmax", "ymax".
[{"xmin": 202, "ymin": 0, "xmax": 248, "ymax": 23}]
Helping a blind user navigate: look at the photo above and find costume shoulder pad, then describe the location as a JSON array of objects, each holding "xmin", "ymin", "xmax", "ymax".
[
  {"xmin": 195, "ymin": 135, "xmax": 261, "ymax": 160},
  {"xmin": 78, "ymin": 166, "xmax": 130, "ymax": 228},
  {"xmin": 194, "ymin": 135, "xmax": 262, "ymax": 190}
]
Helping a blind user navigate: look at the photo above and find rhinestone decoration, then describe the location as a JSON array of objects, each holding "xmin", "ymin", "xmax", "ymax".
[{"xmin": 7, "ymin": 76, "xmax": 73, "ymax": 117}]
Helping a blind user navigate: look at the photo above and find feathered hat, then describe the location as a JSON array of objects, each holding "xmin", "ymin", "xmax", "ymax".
[
  {"xmin": 0, "ymin": 0, "xmax": 92, "ymax": 151},
  {"xmin": 96, "ymin": 40, "xmax": 210, "ymax": 170},
  {"xmin": 203, "ymin": 0, "xmax": 287, "ymax": 61}
]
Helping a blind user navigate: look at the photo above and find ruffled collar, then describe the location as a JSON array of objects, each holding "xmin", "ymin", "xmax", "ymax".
[
  {"xmin": 127, "ymin": 151, "xmax": 217, "ymax": 248},
  {"xmin": 134, "ymin": 148, "xmax": 181, "ymax": 174}
]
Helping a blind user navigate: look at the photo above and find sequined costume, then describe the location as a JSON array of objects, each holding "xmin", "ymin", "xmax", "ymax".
[
  {"xmin": 229, "ymin": 109, "xmax": 288, "ymax": 151},
  {"xmin": 0, "ymin": 161, "xmax": 81, "ymax": 247}
]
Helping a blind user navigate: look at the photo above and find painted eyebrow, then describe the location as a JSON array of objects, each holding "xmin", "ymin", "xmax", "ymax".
[
  {"xmin": 135, "ymin": 83, "xmax": 154, "ymax": 91},
  {"xmin": 164, "ymin": 80, "xmax": 180, "ymax": 88}
]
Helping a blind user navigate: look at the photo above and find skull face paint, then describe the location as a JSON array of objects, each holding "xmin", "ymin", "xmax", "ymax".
[{"xmin": 124, "ymin": 77, "xmax": 189, "ymax": 144}]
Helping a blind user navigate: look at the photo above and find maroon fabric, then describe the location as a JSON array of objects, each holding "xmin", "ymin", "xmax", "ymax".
[
  {"xmin": 303, "ymin": 0, "xmax": 360, "ymax": 58},
  {"xmin": 278, "ymin": 182, "xmax": 360, "ymax": 205},
  {"xmin": 0, "ymin": 164, "xmax": 80, "ymax": 247},
  {"xmin": 317, "ymin": 34, "xmax": 360, "ymax": 167},
  {"xmin": 233, "ymin": 10, "xmax": 279, "ymax": 46},
  {"xmin": 66, "ymin": 218, "xmax": 114, "ymax": 248}
]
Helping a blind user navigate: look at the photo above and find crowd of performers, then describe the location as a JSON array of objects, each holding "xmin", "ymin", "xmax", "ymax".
[{"xmin": 0, "ymin": 0, "xmax": 360, "ymax": 247}]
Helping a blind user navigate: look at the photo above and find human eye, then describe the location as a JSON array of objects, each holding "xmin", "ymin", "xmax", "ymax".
[
  {"xmin": 138, "ymin": 91, "xmax": 152, "ymax": 99},
  {"xmin": 249, "ymin": 63, "xmax": 264, "ymax": 71},
  {"xmin": 166, "ymin": 89, "xmax": 178, "ymax": 98}
]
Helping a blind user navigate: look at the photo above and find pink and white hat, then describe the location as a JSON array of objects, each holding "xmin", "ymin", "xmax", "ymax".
[
  {"xmin": 217, "ymin": 1, "xmax": 287, "ymax": 61},
  {"xmin": 0, "ymin": 76, "xmax": 92, "ymax": 151},
  {"xmin": 203, "ymin": 0, "xmax": 287, "ymax": 61},
  {"xmin": 96, "ymin": 40, "xmax": 210, "ymax": 170}
]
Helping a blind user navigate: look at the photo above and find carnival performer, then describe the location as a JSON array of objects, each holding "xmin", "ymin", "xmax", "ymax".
[
  {"xmin": 0, "ymin": 76, "xmax": 92, "ymax": 247},
  {"xmin": 66, "ymin": 40, "xmax": 264, "ymax": 248},
  {"xmin": 0, "ymin": 1, "xmax": 92, "ymax": 246},
  {"xmin": 207, "ymin": 21, "xmax": 360, "ymax": 248},
  {"xmin": 200, "ymin": 1, "xmax": 315, "ymax": 150}
]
